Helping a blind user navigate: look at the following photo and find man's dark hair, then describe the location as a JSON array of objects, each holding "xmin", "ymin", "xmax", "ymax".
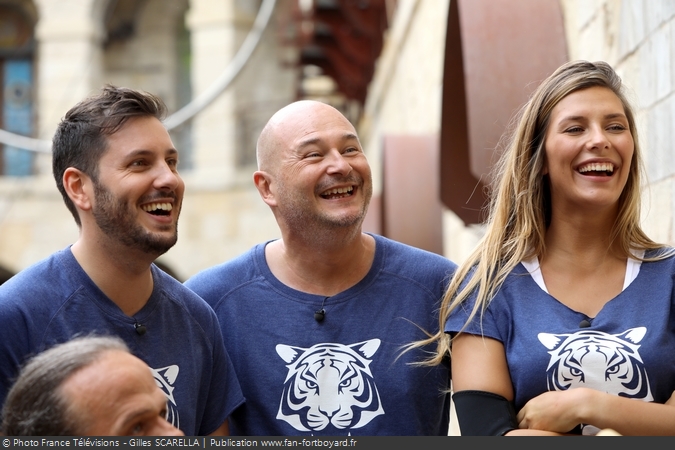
[
  {"xmin": 1, "ymin": 335, "xmax": 129, "ymax": 436},
  {"xmin": 52, "ymin": 85, "xmax": 168, "ymax": 226}
]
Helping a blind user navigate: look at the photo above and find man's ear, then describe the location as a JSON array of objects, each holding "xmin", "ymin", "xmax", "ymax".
[
  {"xmin": 63, "ymin": 168, "xmax": 94, "ymax": 212},
  {"xmin": 253, "ymin": 170, "xmax": 277, "ymax": 207}
]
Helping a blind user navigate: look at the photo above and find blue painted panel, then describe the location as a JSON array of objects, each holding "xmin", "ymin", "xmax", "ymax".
[{"xmin": 3, "ymin": 59, "xmax": 33, "ymax": 176}]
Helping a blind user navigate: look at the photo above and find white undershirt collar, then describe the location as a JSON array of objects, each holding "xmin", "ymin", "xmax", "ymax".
[{"xmin": 522, "ymin": 249, "xmax": 645, "ymax": 294}]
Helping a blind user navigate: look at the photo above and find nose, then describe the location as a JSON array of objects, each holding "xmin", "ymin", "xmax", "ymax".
[
  {"xmin": 149, "ymin": 418, "xmax": 184, "ymax": 436},
  {"xmin": 325, "ymin": 149, "xmax": 352, "ymax": 176},
  {"xmin": 154, "ymin": 161, "xmax": 182, "ymax": 191},
  {"xmin": 587, "ymin": 125, "xmax": 610, "ymax": 150}
]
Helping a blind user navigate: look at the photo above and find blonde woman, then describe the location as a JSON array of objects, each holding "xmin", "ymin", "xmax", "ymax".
[{"xmin": 435, "ymin": 61, "xmax": 675, "ymax": 435}]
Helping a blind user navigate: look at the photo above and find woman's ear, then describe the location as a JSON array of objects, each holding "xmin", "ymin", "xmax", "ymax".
[
  {"xmin": 253, "ymin": 170, "xmax": 277, "ymax": 207},
  {"xmin": 63, "ymin": 168, "xmax": 94, "ymax": 212}
]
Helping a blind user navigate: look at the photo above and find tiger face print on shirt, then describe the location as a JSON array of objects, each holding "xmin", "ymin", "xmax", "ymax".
[
  {"xmin": 275, "ymin": 340, "xmax": 384, "ymax": 432},
  {"xmin": 538, "ymin": 327, "xmax": 653, "ymax": 400}
]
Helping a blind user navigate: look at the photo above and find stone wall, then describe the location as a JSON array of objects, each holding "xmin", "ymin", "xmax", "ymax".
[{"xmin": 561, "ymin": 0, "xmax": 675, "ymax": 246}]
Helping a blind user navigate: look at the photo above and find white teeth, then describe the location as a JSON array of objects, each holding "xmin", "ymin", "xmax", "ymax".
[
  {"xmin": 578, "ymin": 162, "xmax": 614, "ymax": 173},
  {"xmin": 142, "ymin": 202, "xmax": 173, "ymax": 212},
  {"xmin": 323, "ymin": 186, "xmax": 354, "ymax": 195}
]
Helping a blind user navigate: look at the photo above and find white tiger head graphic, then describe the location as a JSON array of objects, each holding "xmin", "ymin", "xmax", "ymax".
[
  {"xmin": 275, "ymin": 339, "xmax": 384, "ymax": 432},
  {"xmin": 151, "ymin": 365, "xmax": 180, "ymax": 429},
  {"xmin": 537, "ymin": 327, "xmax": 653, "ymax": 400}
]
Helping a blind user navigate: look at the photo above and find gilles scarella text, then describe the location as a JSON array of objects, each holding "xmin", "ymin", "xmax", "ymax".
[{"xmin": 129, "ymin": 439, "xmax": 200, "ymax": 447}]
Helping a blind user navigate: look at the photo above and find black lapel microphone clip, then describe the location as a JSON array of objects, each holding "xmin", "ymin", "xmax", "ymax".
[
  {"xmin": 135, "ymin": 322, "xmax": 147, "ymax": 335},
  {"xmin": 314, "ymin": 297, "xmax": 328, "ymax": 322}
]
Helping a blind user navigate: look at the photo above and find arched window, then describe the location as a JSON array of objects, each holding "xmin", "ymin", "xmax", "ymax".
[{"xmin": 0, "ymin": 3, "xmax": 36, "ymax": 176}]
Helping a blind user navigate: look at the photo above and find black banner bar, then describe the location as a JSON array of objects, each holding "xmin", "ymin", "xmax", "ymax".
[{"xmin": 1, "ymin": 436, "xmax": 670, "ymax": 450}]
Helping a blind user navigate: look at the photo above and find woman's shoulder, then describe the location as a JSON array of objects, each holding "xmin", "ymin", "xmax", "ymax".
[{"xmin": 639, "ymin": 247, "xmax": 675, "ymax": 269}]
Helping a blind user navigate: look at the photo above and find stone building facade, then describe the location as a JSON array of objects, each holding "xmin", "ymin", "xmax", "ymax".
[
  {"xmin": 1, "ymin": 0, "xmax": 674, "ymax": 284},
  {"xmin": 0, "ymin": 0, "xmax": 295, "ymax": 280},
  {"xmin": 559, "ymin": 0, "xmax": 675, "ymax": 248}
]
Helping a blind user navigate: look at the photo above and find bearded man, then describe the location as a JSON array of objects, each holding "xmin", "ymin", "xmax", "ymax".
[{"xmin": 0, "ymin": 86, "xmax": 243, "ymax": 436}]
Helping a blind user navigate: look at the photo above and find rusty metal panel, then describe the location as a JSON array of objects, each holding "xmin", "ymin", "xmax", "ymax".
[
  {"xmin": 381, "ymin": 134, "xmax": 443, "ymax": 255},
  {"xmin": 363, "ymin": 193, "xmax": 382, "ymax": 235},
  {"xmin": 441, "ymin": 0, "xmax": 568, "ymax": 224}
]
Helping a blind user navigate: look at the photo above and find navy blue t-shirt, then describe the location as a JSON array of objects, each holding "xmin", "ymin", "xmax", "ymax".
[
  {"xmin": 445, "ymin": 252, "xmax": 675, "ymax": 412},
  {"xmin": 186, "ymin": 234, "xmax": 456, "ymax": 436},
  {"xmin": 0, "ymin": 247, "xmax": 244, "ymax": 436}
]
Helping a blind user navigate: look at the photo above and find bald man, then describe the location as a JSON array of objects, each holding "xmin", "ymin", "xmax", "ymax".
[
  {"xmin": 185, "ymin": 100, "xmax": 456, "ymax": 436},
  {"xmin": 2, "ymin": 336, "xmax": 184, "ymax": 436}
]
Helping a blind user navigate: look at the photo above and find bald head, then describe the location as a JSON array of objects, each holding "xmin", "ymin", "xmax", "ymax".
[
  {"xmin": 1, "ymin": 336, "xmax": 129, "ymax": 436},
  {"xmin": 62, "ymin": 349, "xmax": 183, "ymax": 436},
  {"xmin": 256, "ymin": 100, "xmax": 357, "ymax": 173},
  {"xmin": 252, "ymin": 99, "xmax": 372, "ymax": 237},
  {"xmin": 2, "ymin": 336, "xmax": 183, "ymax": 436}
]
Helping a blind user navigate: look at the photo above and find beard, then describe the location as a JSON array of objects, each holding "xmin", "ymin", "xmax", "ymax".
[
  {"xmin": 276, "ymin": 174, "xmax": 372, "ymax": 233},
  {"xmin": 92, "ymin": 180, "xmax": 179, "ymax": 256}
]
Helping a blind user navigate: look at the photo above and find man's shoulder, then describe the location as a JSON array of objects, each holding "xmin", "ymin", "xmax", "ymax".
[
  {"xmin": 184, "ymin": 244, "xmax": 263, "ymax": 298},
  {"xmin": 373, "ymin": 234, "xmax": 457, "ymax": 271},
  {"xmin": 154, "ymin": 264, "xmax": 210, "ymax": 305},
  {"xmin": 0, "ymin": 251, "xmax": 76, "ymax": 350},
  {"xmin": 151, "ymin": 267, "xmax": 225, "ymax": 333},
  {"xmin": 0, "ymin": 250, "xmax": 70, "ymax": 299}
]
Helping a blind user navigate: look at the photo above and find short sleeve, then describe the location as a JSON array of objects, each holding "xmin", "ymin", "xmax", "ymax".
[{"xmin": 444, "ymin": 290, "xmax": 505, "ymax": 343}]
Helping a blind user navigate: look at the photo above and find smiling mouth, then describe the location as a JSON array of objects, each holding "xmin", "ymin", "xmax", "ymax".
[
  {"xmin": 141, "ymin": 202, "xmax": 173, "ymax": 216},
  {"xmin": 320, "ymin": 186, "xmax": 354, "ymax": 199},
  {"xmin": 578, "ymin": 162, "xmax": 615, "ymax": 177}
]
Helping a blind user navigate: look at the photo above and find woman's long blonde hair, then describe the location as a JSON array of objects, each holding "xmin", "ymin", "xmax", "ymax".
[{"xmin": 419, "ymin": 60, "xmax": 665, "ymax": 366}]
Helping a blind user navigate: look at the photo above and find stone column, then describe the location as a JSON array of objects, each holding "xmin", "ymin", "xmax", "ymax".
[
  {"xmin": 33, "ymin": 0, "xmax": 105, "ymax": 175},
  {"xmin": 185, "ymin": 0, "xmax": 239, "ymax": 188}
]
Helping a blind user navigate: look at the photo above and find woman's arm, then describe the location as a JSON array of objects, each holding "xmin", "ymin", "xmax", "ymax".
[
  {"xmin": 451, "ymin": 333, "xmax": 565, "ymax": 436},
  {"xmin": 517, "ymin": 387, "xmax": 675, "ymax": 435}
]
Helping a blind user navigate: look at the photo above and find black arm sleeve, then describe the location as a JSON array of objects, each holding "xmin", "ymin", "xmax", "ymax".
[{"xmin": 452, "ymin": 390, "xmax": 518, "ymax": 436}]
